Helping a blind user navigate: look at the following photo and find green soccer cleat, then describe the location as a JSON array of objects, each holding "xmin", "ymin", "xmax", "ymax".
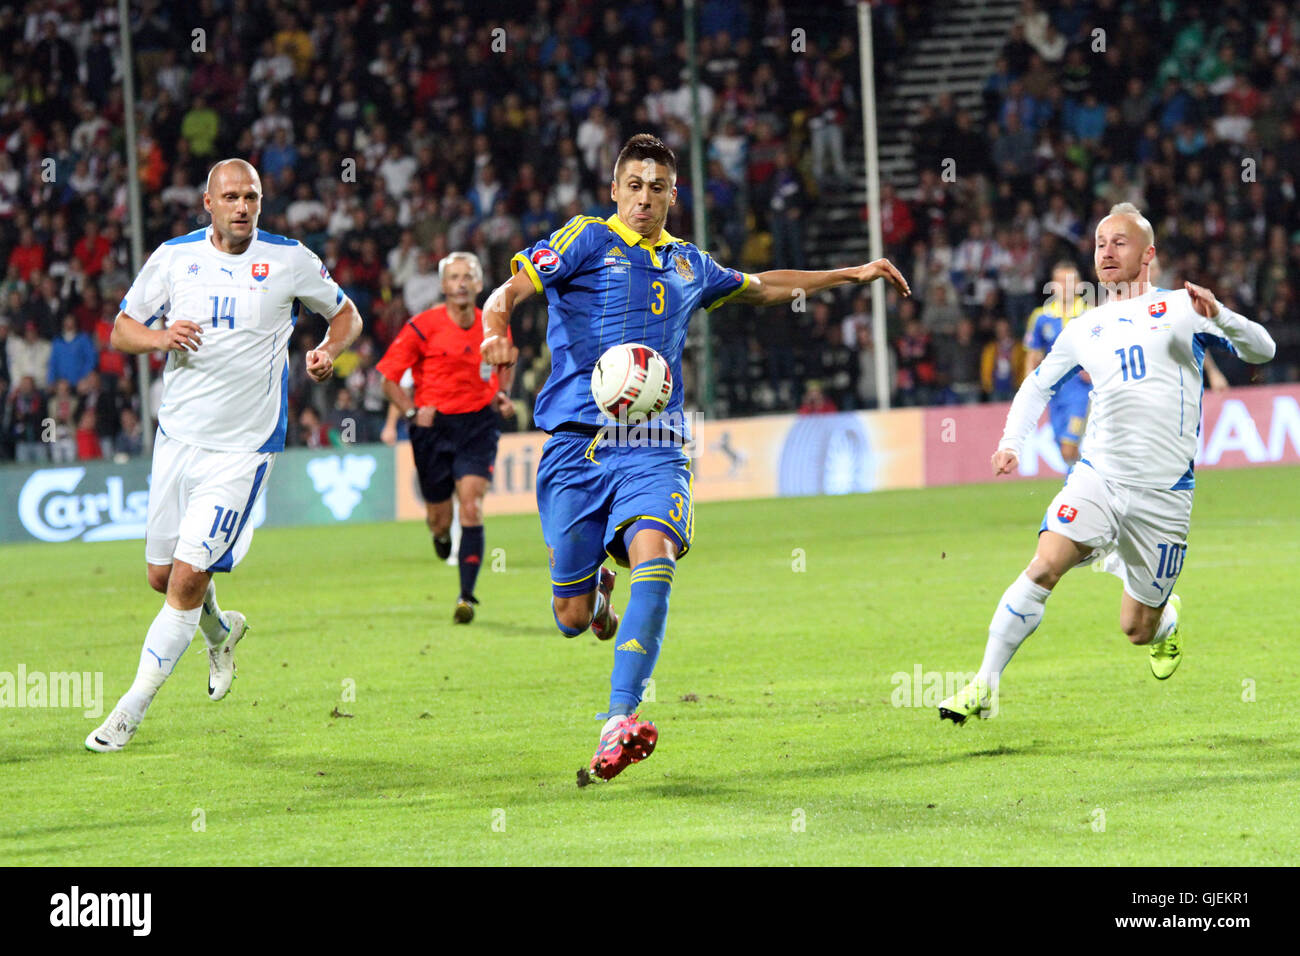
[
  {"xmin": 1148, "ymin": 594, "xmax": 1182, "ymax": 680},
  {"xmin": 939, "ymin": 678, "xmax": 994, "ymax": 724}
]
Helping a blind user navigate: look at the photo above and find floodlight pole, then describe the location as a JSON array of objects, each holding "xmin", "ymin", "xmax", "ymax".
[
  {"xmin": 684, "ymin": 0, "xmax": 713, "ymax": 417},
  {"xmin": 118, "ymin": 0, "xmax": 152, "ymax": 450},
  {"xmin": 858, "ymin": 1, "xmax": 890, "ymax": 410}
]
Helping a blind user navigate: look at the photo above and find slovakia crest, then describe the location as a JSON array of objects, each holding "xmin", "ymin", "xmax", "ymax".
[
  {"xmin": 1148, "ymin": 301, "xmax": 1166, "ymax": 319},
  {"xmin": 532, "ymin": 248, "xmax": 560, "ymax": 274},
  {"xmin": 1057, "ymin": 505, "xmax": 1077, "ymax": 523},
  {"xmin": 252, "ymin": 263, "xmax": 270, "ymax": 282}
]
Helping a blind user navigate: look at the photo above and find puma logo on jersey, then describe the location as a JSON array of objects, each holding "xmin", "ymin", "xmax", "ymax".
[{"xmin": 306, "ymin": 454, "xmax": 378, "ymax": 520}]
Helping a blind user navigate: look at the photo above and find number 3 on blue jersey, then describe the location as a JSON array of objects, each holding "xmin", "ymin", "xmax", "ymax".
[
  {"xmin": 650, "ymin": 281, "xmax": 666, "ymax": 315},
  {"xmin": 1115, "ymin": 344, "xmax": 1145, "ymax": 381}
]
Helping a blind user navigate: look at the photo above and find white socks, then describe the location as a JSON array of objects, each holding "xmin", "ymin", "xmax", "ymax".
[
  {"xmin": 1150, "ymin": 601, "xmax": 1178, "ymax": 645},
  {"xmin": 600, "ymin": 714, "xmax": 625, "ymax": 735},
  {"xmin": 977, "ymin": 573, "xmax": 1051, "ymax": 691},
  {"xmin": 199, "ymin": 580, "xmax": 229, "ymax": 649},
  {"xmin": 118, "ymin": 602, "xmax": 202, "ymax": 720}
]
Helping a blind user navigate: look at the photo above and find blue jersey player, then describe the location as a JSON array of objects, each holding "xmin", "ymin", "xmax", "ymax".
[
  {"xmin": 481, "ymin": 135, "xmax": 910, "ymax": 782},
  {"xmin": 1023, "ymin": 262, "xmax": 1090, "ymax": 465}
]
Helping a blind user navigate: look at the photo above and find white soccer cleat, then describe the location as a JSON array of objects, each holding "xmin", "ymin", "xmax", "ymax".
[
  {"xmin": 85, "ymin": 708, "xmax": 139, "ymax": 752},
  {"xmin": 208, "ymin": 611, "xmax": 248, "ymax": 701}
]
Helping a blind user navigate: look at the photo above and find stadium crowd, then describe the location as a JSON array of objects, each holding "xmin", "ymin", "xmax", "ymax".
[{"xmin": 0, "ymin": 0, "xmax": 1296, "ymax": 463}]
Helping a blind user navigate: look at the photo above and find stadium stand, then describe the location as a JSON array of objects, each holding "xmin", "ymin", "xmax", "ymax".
[{"xmin": 0, "ymin": 0, "xmax": 1295, "ymax": 461}]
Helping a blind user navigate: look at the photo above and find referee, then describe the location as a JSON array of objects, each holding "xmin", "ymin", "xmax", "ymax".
[{"xmin": 377, "ymin": 251, "xmax": 514, "ymax": 623}]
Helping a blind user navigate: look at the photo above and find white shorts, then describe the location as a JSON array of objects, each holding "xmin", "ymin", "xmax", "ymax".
[
  {"xmin": 145, "ymin": 432, "xmax": 275, "ymax": 573},
  {"xmin": 1041, "ymin": 461, "xmax": 1191, "ymax": 608}
]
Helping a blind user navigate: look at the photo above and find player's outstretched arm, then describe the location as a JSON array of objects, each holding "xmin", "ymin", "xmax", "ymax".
[
  {"xmin": 110, "ymin": 311, "xmax": 202, "ymax": 354},
  {"xmin": 306, "ymin": 298, "xmax": 363, "ymax": 383},
  {"xmin": 731, "ymin": 259, "xmax": 911, "ymax": 307},
  {"xmin": 480, "ymin": 270, "xmax": 532, "ymax": 368},
  {"xmin": 1185, "ymin": 281, "xmax": 1276, "ymax": 365},
  {"xmin": 993, "ymin": 327, "xmax": 1083, "ymax": 476}
]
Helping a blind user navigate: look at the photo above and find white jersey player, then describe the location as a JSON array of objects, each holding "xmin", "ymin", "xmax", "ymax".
[
  {"xmin": 87, "ymin": 159, "xmax": 362, "ymax": 752},
  {"xmin": 940, "ymin": 203, "xmax": 1275, "ymax": 723}
]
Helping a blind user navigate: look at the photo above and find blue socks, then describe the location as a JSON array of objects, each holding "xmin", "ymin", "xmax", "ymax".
[
  {"xmin": 458, "ymin": 525, "xmax": 484, "ymax": 601},
  {"xmin": 608, "ymin": 557, "xmax": 675, "ymax": 716}
]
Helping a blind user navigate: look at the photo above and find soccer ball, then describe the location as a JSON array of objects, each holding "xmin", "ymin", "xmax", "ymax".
[{"xmin": 591, "ymin": 342, "xmax": 673, "ymax": 421}]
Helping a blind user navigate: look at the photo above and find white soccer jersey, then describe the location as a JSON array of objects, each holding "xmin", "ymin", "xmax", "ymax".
[
  {"xmin": 121, "ymin": 227, "xmax": 346, "ymax": 452},
  {"xmin": 1000, "ymin": 288, "xmax": 1275, "ymax": 489}
]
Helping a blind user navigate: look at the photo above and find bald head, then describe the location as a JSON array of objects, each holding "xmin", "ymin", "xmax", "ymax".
[{"xmin": 206, "ymin": 158, "xmax": 261, "ymax": 196}]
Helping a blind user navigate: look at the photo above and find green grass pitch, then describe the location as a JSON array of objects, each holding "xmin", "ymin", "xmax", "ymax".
[{"xmin": 3, "ymin": 465, "xmax": 1298, "ymax": 865}]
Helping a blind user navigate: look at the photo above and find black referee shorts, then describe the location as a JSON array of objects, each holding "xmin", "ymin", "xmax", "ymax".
[{"xmin": 408, "ymin": 404, "xmax": 501, "ymax": 504}]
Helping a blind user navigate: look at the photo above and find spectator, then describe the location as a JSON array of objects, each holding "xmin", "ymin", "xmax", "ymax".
[
  {"xmin": 295, "ymin": 405, "xmax": 329, "ymax": 448},
  {"xmin": 0, "ymin": 318, "xmax": 10, "ymax": 391},
  {"xmin": 768, "ymin": 150, "xmax": 806, "ymax": 270},
  {"xmin": 116, "ymin": 405, "xmax": 145, "ymax": 459},
  {"xmin": 803, "ymin": 60, "xmax": 849, "ymax": 187},
  {"xmin": 48, "ymin": 315, "xmax": 97, "ymax": 387},
  {"xmin": 180, "ymin": 95, "xmax": 220, "ymax": 159},
  {"xmin": 8, "ymin": 321, "xmax": 52, "ymax": 387},
  {"xmin": 8, "ymin": 228, "xmax": 46, "ymax": 282},
  {"xmin": 24, "ymin": 277, "xmax": 65, "ymax": 340},
  {"xmin": 935, "ymin": 317, "xmax": 983, "ymax": 405},
  {"xmin": 797, "ymin": 381, "xmax": 837, "ymax": 415},
  {"xmin": 75, "ymin": 407, "xmax": 103, "ymax": 461},
  {"xmin": 895, "ymin": 313, "xmax": 937, "ymax": 407},
  {"xmin": 76, "ymin": 370, "xmax": 120, "ymax": 459},
  {"xmin": 47, "ymin": 378, "xmax": 79, "ymax": 463},
  {"xmin": 7, "ymin": 375, "xmax": 47, "ymax": 464},
  {"xmin": 841, "ymin": 293, "xmax": 871, "ymax": 350},
  {"xmin": 921, "ymin": 283, "xmax": 964, "ymax": 338},
  {"xmin": 980, "ymin": 319, "xmax": 1026, "ymax": 401},
  {"xmin": 854, "ymin": 324, "xmax": 897, "ymax": 410},
  {"xmin": 403, "ymin": 251, "xmax": 441, "ymax": 315}
]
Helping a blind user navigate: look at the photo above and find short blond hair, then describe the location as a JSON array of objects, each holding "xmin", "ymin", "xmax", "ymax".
[{"xmin": 1103, "ymin": 202, "xmax": 1154, "ymax": 249}]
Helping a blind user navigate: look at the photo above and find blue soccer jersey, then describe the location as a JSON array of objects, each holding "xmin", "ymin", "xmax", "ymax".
[
  {"xmin": 1024, "ymin": 296, "xmax": 1091, "ymax": 444},
  {"xmin": 511, "ymin": 214, "xmax": 747, "ymax": 435}
]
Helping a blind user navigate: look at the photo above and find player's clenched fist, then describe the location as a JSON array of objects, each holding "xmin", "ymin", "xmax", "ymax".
[
  {"xmin": 481, "ymin": 334, "xmax": 518, "ymax": 369},
  {"xmin": 157, "ymin": 319, "xmax": 203, "ymax": 352},
  {"xmin": 991, "ymin": 448, "xmax": 1019, "ymax": 476},
  {"xmin": 1184, "ymin": 281, "xmax": 1220, "ymax": 319},
  {"xmin": 305, "ymin": 348, "xmax": 334, "ymax": 382}
]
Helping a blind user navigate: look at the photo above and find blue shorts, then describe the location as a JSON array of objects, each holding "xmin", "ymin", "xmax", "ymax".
[
  {"xmin": 1049, "ymin": 381, "xmax": 1089, "ymax": 447},
  {"xmin": 537, "ymin": 429, "xmax": 693, "ymax": 596}
]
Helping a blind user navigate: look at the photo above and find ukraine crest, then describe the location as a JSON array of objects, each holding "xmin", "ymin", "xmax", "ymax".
[{"xmin": 673, "ymin": 254, "xmax": 694, "ymax": 281}]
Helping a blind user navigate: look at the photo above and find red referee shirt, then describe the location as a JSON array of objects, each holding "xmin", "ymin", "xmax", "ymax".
[{"xmin": 376, "ymin": 305, "xmax": 508, "ymax": 414}]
